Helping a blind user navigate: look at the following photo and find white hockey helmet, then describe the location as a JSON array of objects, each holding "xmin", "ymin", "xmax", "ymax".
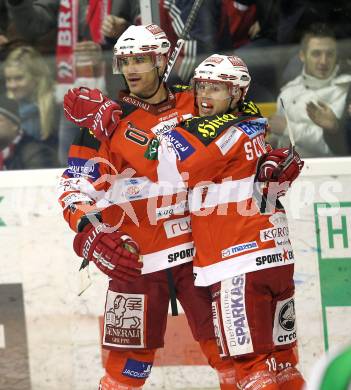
[
  {"xmin": 113, "ymin": 24, "xmax": 171, "ymax": 74},
  {"xmin": 193, "ymin": 54, "xmax": 251, "ymax": 100}
]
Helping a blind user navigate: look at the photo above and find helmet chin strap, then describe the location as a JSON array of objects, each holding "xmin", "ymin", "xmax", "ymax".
[
  {"xmin": 227, "ymin": 97, "xmax": 234, "ymax": 113},
  {"xmin": 227, "ymin": 89, "xmax": 243, "ymax": 113}
]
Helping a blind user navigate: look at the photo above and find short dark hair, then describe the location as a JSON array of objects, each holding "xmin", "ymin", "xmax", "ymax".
[{"xmin": 301, "ymin": 23, "xmax": 336, "ymax": 52}]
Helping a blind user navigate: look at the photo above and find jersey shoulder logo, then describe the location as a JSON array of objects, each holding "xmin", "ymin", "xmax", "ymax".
[
  {"xmin": 241, "ymin": 100, "xmax": 261, "ymax": 116},
  {"xmin": 183, "ymin": 113, "xmax": 239, "ymax": 146},
  {"xmin": 235, "ymin": 117, "xmax": 267, "ymax": 139},
  {"xmin": 163, "ymin": 130, "xmax": 195, "ymax": 160},
  {"xmin": 119, "ymin": 99, "xmax": 140, "ymax": 118},
  {"xmin": 170, "ymin": 84, "xmax": 192, "ymax": 93}
]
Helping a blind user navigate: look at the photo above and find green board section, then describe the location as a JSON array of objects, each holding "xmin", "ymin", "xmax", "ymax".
[
  {"xmin": 0, "ymin": 196, "xmax": 5, "ymax": 226},
  {"xmin": 314, "ymin": 202, "xmax": 351, "ymax": 350}
]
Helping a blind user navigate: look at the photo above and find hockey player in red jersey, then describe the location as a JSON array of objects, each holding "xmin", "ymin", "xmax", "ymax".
[
  {"xmin": 141, "ymin": 54, "xmax": 306, "ymax": 390},
  {"xmin": 59, "ymin": 25, "xmax": 237, "ymax": 390}
]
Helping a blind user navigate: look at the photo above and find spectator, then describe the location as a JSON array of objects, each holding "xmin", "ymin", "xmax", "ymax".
[
  {"xmin": 223, "ymin": 1, "xmax": 256, "ymax": 47},
  {"xmin": 235, "ymin": 0, "xmax": 351, "ymax": 48},
  {"xmin": 0, "ymin": 0, "xmax": 26, "ymax": 61},
  {"xmin": 278, "ymin": 0, "xmax": 351, "ymax": 45},
  {"xmin": 159, "ymin": 0, "xmax": 256, "ymax": 83},
  {"xmin": 233, "ymin": 0, "xmax": 279, "ymax": 47},
  {"xmin": 160, "ymin": 0, "xmax": 221, "ymax": 83},
  {"xmin": 4, "ymin": 46, "xmax": 59, "ymax": 151},
  {"xmin": 6, "ymin": 0, "xmax": 139, "ymax": 91},
  {"xmin": 0, "ymin": 95, "xmax": 58, "ymax": 169},
  {"xmin": 1, "ymin": 0, "xmax": 57, "ymax": 56},
  {"xmin": 0, "ymin": 0, "xmax": 10, "ymax": 50},
  {"xmin": 232, "ymin": 1, "xmax": 280, "ymax": 100},
  {"xmin": 102, "ymin": 0, "xmax": 140, "ymax": 44},
  {"xmin": 269, "ymin": 23, "xmax": 351, "ymax": 157},
  {"xmin": 6, "ymin": 0, "xmax": 140, "ymax": 164},
  {"xmin": 278, "ymin": 1, "xmax": 351, "ymax": 86}
]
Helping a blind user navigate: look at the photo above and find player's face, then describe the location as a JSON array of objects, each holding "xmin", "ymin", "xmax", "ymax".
[
  {"xmin": 300, "ymin": 37, "xmax": 337, "ymax": 79},
  {"xmin": 196, "ymin": 81, "xmax": 237, "ymax": 117},
  {"xmin": 118, "ymin": 55, "xmax": 156, "ymax": 74},
  {"xmin": 4, "ymin": 65, "xmax": 36, "ymax": 101},
  {"xmin": 119, "ymin": 55, "xmax": 160, "ymax": 98},
  {"xmin": 0, "ymin": 113, "xmax": 18, "ymax": 148}
]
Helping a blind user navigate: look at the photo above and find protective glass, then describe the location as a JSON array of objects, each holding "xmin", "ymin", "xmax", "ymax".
[
  {"xmin": 193, "ymin": 80, "xmax": 234, "ymax": 101},
  {"xmin": 112, "ymin": 54, "xmax": 161, "ymax": 74}
]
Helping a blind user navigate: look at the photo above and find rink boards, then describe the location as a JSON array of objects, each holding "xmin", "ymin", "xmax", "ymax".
[{"xmin": 0, "ymin": 158, "xmax": 351, "ymax": 390}]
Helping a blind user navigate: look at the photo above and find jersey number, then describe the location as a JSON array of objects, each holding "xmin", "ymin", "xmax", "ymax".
[
  {"xmin": 125, "ymin": 129, "xmax": 149, "ymax": 146},
  {"xmin": 244, "ymin": 135, "xmax": 266, "ymax": 160}
]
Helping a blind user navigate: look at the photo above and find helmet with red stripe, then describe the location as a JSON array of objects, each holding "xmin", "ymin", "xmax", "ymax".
[
  {"xmin": 193, "ymin": 54, "xmax": 251, "ymax": 100},
  {"xmin": 113, "ymin": 24, "xmax": 171, "ymax": 74}
]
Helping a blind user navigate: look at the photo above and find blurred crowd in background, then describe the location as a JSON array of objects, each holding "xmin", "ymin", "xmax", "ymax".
[{"xmin": 0, "ymin": 0, "xmax": 351, "ymax": 170}]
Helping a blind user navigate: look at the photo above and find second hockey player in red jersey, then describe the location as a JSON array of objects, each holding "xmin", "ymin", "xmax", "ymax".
[
  {"xmin": 139, "ymin": 54, "xmax": 306, "ymax": 390},
  {"xmin": 59, "ymin": 25, "xmax": 237, "ymax": 390}
]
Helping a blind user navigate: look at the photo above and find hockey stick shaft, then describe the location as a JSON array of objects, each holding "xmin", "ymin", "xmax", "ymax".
[
  {"xmin": 279, "ymin": 98, "xmax": 295, "ymax": 168},
  {"xmin": 280, "ymin": 98, "xmax": 295, "ymax": 148},
  {"xmin": 163, "ymin": 0, "xmax": 205, "ymax": 82}
]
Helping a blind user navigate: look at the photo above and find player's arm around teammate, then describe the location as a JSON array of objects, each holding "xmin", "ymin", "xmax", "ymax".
[
  {"xmin": 143, "ymin": 55, "xmax": 305, "ymax": 390},
  {"xmin": 60, "ymin": 25, "xmax": 238, "ymax": 390}
]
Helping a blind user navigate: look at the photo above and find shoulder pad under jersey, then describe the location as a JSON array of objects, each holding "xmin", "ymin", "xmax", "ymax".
[
  {"xmin": 118, "ymin": 99, "xmax": 139, "ymax": 119},
  {"xmin": 240, "ymin": 100, "xmax": 262, "ymax": 117},
  {"xmin": 182, "ymin": 113, "xmax": 241, "ymax": 146},
  {"xmin": 234, "ymin": 117, "xmax": 267, "ymax": 139},
  {"xmin": 169, "ymin": 84, "xmax": 192, "ymax": 93},
  {"xmin": 72, "ymin": 127, "xmax": 101, "ymax": 151}
]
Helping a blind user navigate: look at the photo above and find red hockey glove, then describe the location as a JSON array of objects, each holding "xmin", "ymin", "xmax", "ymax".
[
  {"xmin": 257, "ymin": 147, "xmax": 304, "ymax": 185},
  {"xmin": 73, "ymin": 223, "xmax": 142, "ymax": 282},
  {"xmin": 63, "ymin": 87, "xmax": 122, "ymax": 141}
]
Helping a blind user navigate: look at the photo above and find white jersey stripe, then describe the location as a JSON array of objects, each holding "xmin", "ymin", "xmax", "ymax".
[
  {"xmin": 193, "ymin": 246, "xmax": 294, "ymax": 286},
  {"xmin": 189, "ymin": 175, "xmax": 255, "ymax": 211},
  {"xmin": 142, "ymin": 241, "xmax": 194, "ymax": 274}
]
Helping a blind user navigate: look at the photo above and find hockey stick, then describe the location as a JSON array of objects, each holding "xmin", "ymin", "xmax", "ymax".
[
  {"xmin": 280, "ymin": 97, "xmax": 295, "ymax": 166},
  {"xmin": 162, "ymin": 0, "xmax": 205, "ymax": 83}
]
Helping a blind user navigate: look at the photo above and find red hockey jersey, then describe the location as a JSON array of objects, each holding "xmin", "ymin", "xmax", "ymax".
[
  {"xmin": 58, "ymin": 85, "xmax": 196, "ymax": 274},
  {"xmin": 144, "ymin": 101, "xmax": 295, "ymax": 286}
]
